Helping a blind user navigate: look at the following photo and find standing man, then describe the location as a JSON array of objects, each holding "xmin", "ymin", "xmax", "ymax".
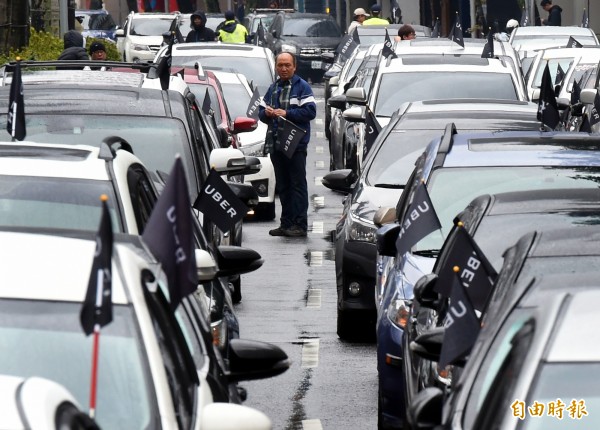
[
  {"xmin": 186, "ymin": 11, "xmax": 216, "ymax": 42},
  {"xmin": 218, "ymin": 10, "xmax": 249, "ymax": 43},
  {"xmin": 363, "ymin": 4, "xmax": 389, "ymax": 25},
  {"xmin": 348, "ymin": 8, "xmax": 369, "ymax": 34},
  {"xmin": 259, "ymin": 52, "xmax": 317, "ymax": 238},
  {"xmin": 540, "ymin": 0, "xmax": 562, "ymax": 26},
  {"xmin": 89, "ymin": 41, "xmax": 107, "ymax": 60}
]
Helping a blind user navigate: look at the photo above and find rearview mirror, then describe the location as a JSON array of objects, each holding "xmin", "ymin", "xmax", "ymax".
[
  {"xmin": 215, "ymin": 245, "xmax": 264, "ymax": 277},
  {"xmin": 195, "ymin": 249, "xmax": 218, "ymax": 281},
  {"xmin": 321, "ymin": 169, "xmax": 357, "ymax": 194},
  {"xmin": 342, "ymin": 106, "xmax": 365, "ymax": 123},
  {"xmin": 328, "ymin": 94, "xmax": 347, "ymax": 110},
  {"xmin": 413, "ymin": 274, "xmax": 440, "ymax": 309},
  {"xmin": 227, "ymin": 338, "xmax": 290, "ymax": 382},
  {"xmin": 376, "ymin": 223, "xmax": 400, "ymax": 256},
  {"xmin": 210, "ymin": 147, "xmax": 262, "ymax": 176},
  {"xmin": 345, "ymin": 87, "xmax": 367, "ymax": 105},
  {"xmin": 232, "ymin": 116, "xmax": 258, "ymax": 134}
]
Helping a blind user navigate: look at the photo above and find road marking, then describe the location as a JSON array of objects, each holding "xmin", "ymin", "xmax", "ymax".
[
  {"xmin": 315, "ymin": 160, "xmax": 325, "ymax": 169},
  {"xmin": 309, "ymin": 251, "xmax": 323, "ymax": 266},
  {"xmin": 306, "ymin": 288, "xmax": 322, "ymax": 308},
  {"xmin": 315, "ymin": 131, "xmax": 324, "ymax": 139},
  {"xmin": 301, "ymin": 339, "xmax": 320, "ymax": 368},
  {"xmin": 315, "ymin": 146, "xmax": 324, "ymax": 154},
  {"xmin": 314, "ymin": 176, "xmax": 323, "ymax": 186},
  {"xmin": 311, "ymin": 221, "xmax": 324, "ymax": 234},
  {"xmin": 302, "ymin": 419, "xmax": 323, "ymax": 430},
  {"xmin": 313, "ymin": 195, "xmax": 325, "ymax": 208},
  {"xmin": 315, "ymin": 118, "xmax": 324, "ymax": 125}
]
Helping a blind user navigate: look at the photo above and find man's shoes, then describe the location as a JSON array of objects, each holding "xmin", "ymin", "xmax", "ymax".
[
  {"xmin": 269, "ymin": 226, "xmax": 288, "ymax": 236},
  {"xmin": 284, "ymin": 225, "xmax": 307, "ymax": 237}
]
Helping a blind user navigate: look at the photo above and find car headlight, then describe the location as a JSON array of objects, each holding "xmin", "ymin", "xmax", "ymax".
[
  {"xmin": 346, "ymin": 212, "xmax": 376, "ymax": 243},
  {"xmin": 386, "ymin": 298, "xmax": 410, "ymax": 329},
  {"xmin": 281, "ymin": 44, "xmax": 297, "ymax": 54},
  {"xmin": 239, "ymin": 141, "xmax": 265, "ymax": 157},
  {"xmin": 131, "ymin": 43, "xmax": 151, "ymax": 51}
]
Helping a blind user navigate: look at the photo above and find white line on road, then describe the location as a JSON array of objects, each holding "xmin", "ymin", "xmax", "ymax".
[
  {"xmin": 313, "ymin": 195, "xmax": 325, "ymax": 208},
  {"xmin": 315, "ymin": 146, "xmax": 324, "ymax": 154},
  {"xmin": 311, "ymin": 221, "xmax": 324, "ymax": 234},
  {"xmin": 306, "ymin": 288, "xmax": 322, "ymax": 308},
  {"xmin": 309, "ymin": 251, "xmax": 323, "ymax": 266},
  {"xmin": 302, "ymin": 419, "xmax": 323, "ymax": 430},
  {"xmin": 315, "ymin": 118, "xmax": 324, "ymax": 125},
  {"xmin": 314, "ymin": 176, "xmax": 323, "ymax": 186},
  {"xmin": 301, "ymin": 339, "xmax": 320, "ymax": 368},
  {"xmin": 315, "ymin": 131, "xmax": 324, "ymax": 139},
  {"xmin": 315, "ymin": 160, "xmax": 325, "ymax": 169}
]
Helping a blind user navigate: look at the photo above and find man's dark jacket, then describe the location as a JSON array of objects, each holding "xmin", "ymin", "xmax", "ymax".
[
  {"xmin": 58, "ymin": 30, "xmax": 89, "ymax": 60},
  {"xmin": 546, "ymin": 5, "xmax": 562, "ymax": 26},
  {"xmin": 186, "ymin": 11, "xmax": 216, "ymax": 42}
]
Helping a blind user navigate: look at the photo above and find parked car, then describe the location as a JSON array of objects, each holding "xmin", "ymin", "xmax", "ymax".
[
  {"xmin": 243, "ymin": 10, "xmax": 277, "ymax": 44},
  {"xmin": 116, "ymin": 12, "xmax": 178, "ymax": 62},
  {"xmin": 265, "ymin": 12, "xmax": 343, "ymax": 82},
  {"xmin": 76, "ymin": 9, "xmax": 118, "ymax": 42},
  {"xmin": 509, "ymin": 25, "xmax": 599, "ymax": 54},
  {"xmin": 0, "ymin": 229, "xmax": 286, "ymax": 429}
]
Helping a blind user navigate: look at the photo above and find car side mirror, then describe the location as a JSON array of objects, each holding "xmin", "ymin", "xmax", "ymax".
[
  {"xmin": 345, "ymin": 87, "xmax": 367, "ymax": 105},
  {"xmin": 407, "ymin": 387, "xmax": 444, "ymax": 430},
  {"xmin": 580, "ymin": 88, "xmax": 597, "ymax": 105},
  {"xmin": 342, "ymin": 106, "xmax": 365, "ymax": 123},
  {"xmin": 195, "ymin": 249, "xmax": 219, "ymax": 282},
  {"xmin": 215, "ymin": 245, "xmax": 264, "ymax": 277},
  {"xmin": 329, "ymin": 76, "xmax": 339, "ymax": 86},
  {"xmin": 410, "ymin": 326, "xmax": 444, "ymax": 362},
  {"xmin": 227, "ymin": 182, "xmax": 259, "ymax": 209},
  {"xmin": 321, "ymin": 169, "xmax": 357, "ymax": 194},
  {"xmin": 116, "ymin": 28, "xmax": 124, "ymax": 36},
  {"xmin": 210, "ymin": 147, "xmax": 262, "ymax": 176},
  {"xmin": 556, "ymin": 97, "xmax": 569, "ymax": 111},
  {"xmin": 373, "ymin": 206, "xmax": 397, "ymax": 227},
  {"xmin": 327, "ymin": 94, "xmax": 347, "ymax": 110},
  {"xmin": 227, "ymin": 338, "xmax": 290, "ymax": 382},
  {"xmin": 375, "ymin": 223, "xmax": 400, "ymax": 256},
  {"xmin": 413, "ymin": 273, "xmax": 440, "ymax": 309},
  {"xmin": 531, "ymin": 88, "xmax": 540, "ymax": 102},
  {"xmin": 232, "ymin": 116, "xmax": 258, "ymax": 134}
]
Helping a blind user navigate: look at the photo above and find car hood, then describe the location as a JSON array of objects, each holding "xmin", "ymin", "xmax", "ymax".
[
  {"xmin": 280, "ymin": 36, "xmax": 341, "ymax": 50},
  {"xmin": 350, "ymin": 184, "xmax": 403, "ymax": 222}
]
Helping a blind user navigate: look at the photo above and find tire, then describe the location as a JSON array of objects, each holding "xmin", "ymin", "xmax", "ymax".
[
  {"xmin": 231, "ymin": 277, "xmax": 242, "ymax": 304},
  {"xmin": 256, "ymin": 201, "xmax": 276, "ymax": 221},
  {"xmin": 337, "ymin": 308, "xmax": 357, "ymax": 341}
]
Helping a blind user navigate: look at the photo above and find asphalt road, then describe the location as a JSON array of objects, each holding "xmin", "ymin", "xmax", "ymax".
[{"xmin": 235, "ymin": 84, "xmax": 379, "ymax": 430}]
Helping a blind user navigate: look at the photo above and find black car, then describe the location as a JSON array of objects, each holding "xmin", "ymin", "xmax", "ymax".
[{"xmin": 266, "ymin": 12, "xmax": 343, "ymax": 82}]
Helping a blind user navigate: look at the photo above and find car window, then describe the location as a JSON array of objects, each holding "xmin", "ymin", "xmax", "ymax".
[
  {"xmin": 130, "ymin": 17, "xmax": 173, "ymax": 36},
  {"xmin": 282, "ymin": 17, "xmax": 341, "ymax": 37},
  {"xmin": 531, "ymin": 58, "xmax": 574, "ymax": 88},
  {"xmin": 0, "ymin": 175, "xmax": 122, "ymax": 232},
  {"xmin": 374, "ymin": 72, "xmax": 519, "ymax": 117},
  {"xmin": 127, "ymin": 165, "xmax": 158, "ymax": 234},
  {"xmin": 0, "ymin": 299, "xmax": 155, "ymax": 430},
  {"xmin": 462, "ymin": 311, "xmax": 531, "ymax": 428},
  {"xmin": 219, "ymin": 82, "xmax": 251, "ymax": 119}
]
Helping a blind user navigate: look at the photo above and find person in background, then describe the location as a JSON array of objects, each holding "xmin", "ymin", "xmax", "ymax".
[
  {"xmin": 540, "ymin": 0, "xmax": 562, "ymax": 26},
  {"xmin": 89, "ymin": 41, "xmax": 107, "ymax": 60},
  {"xmin": 218, "ymin": 10, "xmax": 249, "ymax": 43},
  {"xmin": 396, "ymin": 24, "xmax": 416, "ymax": 41},
  {"xmin": 347, "ymin": 8, "xmax": 369, "ymax": 34},
  {"xmin": 58, "ymin": 30, "xmax": 89, "ymax": 60},
  {"xmin": 259, "ymin": 52, "xmax": 317, "ymax": 238},
  {"xmin": 363, "ymin": 4, "xmax": 389, "ymax": 25},
  {"xmin": 186, "ymin": 10, "xmax": 216, "ymax": 42}
]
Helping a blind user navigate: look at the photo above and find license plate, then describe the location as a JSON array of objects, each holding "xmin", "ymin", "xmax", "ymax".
[{"xmin": 311, "ymin": 61, "xmax": 322, "ymax": 69}]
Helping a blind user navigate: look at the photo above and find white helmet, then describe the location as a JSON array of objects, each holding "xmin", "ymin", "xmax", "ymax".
[{"xmin": 506, "ymin": 19, "xmax": 519, "ymax": 29}]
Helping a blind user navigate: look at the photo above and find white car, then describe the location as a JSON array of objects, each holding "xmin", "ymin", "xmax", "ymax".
[
  {"xmin": 509, "ymin": 25, "xmax": 599, "ymax": 54},
  {"xmin": 116, "ymin": 12, "xmax": 178, "ymax": 62},
  {"xmin": 0, "ymin": 230, "xmax": 275, "ymax": 429},
  {"xmin": 154, "ymin": 42, "xmax": 276, "ymax": 94},
  {"xmin": 212, "ymin": 70, "xmax": 277, "ymax": 220}
]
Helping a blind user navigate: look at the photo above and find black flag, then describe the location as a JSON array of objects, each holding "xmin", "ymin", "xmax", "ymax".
[
  {"xmin": 7, "ymin": 61, "xmax": 26, "ymax": 141},
  {"xmin": 364, "ymin": 107, "xmax": 381, "ymax": 155},
  {"xmin": 580, "ymin": 113, "xmax": 592, "ymax": 132},
  {"xmin": 520, "ymin": 8, "xmax": 528, "ymax": 27},
  {"xmin": 537, "ymin": 64, "xmax": 560, "ymax": 130},
  {"xmin": 255, "ymin": 19, "xmax": 266, "ymax": 46},
  {"xmin": 567, "ymin": 36, "xmax": 583, "ymax": 48},
  {"xmin": 142, "ymin": 157, "xmax": 198, "ymax": 311},
  {"xmin": 431, "ymin": 18, "xmax": 440, "ymax": 38},
  {"xmin": 448, "ymin": 14, "xmax": 464, "ymax": 48},
  {"xmin": 80, "ymin": 197, "xmax": 113, "ymax": 336},
  {"xmin": 390, "ymin": 0, "xmax": 401, "ymax": 24},
  {"xmin": 382, "ymin": 28, "xmax": 397, "ymax": 59},
  {"xmin": 278, "ymin": 118, "xmax": 306, "ymax": 158},
  {"xmin": 246, "ymin": 87, "xmax": 261, "ymax": 120},
  {"xmin": 582, "ymin": 9, "xmax": 589, "ymax": 28},
  {"xmin": 194, "ymin": 169, "xmax": 248, "ymax": 232},
  {"xmin": 438, "ymin": 273, "xmax": 480, "ymax": 368},
  {"xmin": 434, "ymin": 225, "xmax": 497, "ymax": 311},
  {"xmin": 555, "ymin": 63, "xmax": 565, "ymax": 85},
  {"xmin": 202, "ymin": 88, "xmax": 211, "ymax": 115},
  {"xmin": 352, "ymin": 27, "xmax": 361, "ymax": 45},
  {"xmin": 588, "ymin": 91, "xmax": 600, "ymax": 126},
  {"xmin": 481, "ymin": 28, "xmax": 494, "ymax": 58},
  {"xmin": 395, "ymin": 181, "xmax": 442, "ymax": 257},
  {"xmin": 337, "ymin": 33, "xmax": 359, "ymax": 59}
]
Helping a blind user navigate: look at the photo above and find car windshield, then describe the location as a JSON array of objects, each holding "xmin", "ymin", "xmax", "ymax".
[
  {"xmin": 415, "ymin": 166, "xmax": 600, "ymax": 252},
  {"xmin": 0, "ymin": 300, "xmax": 154, "ymax": 430},
  {"xmin": 519, "ymin": 363, "xmax": 600, "ymax": 429},
  {"xmin": 172, "ymin": 55, "xmax": 272, "ymax": 94},
  {"xmin": 0, "ymin": 176, "xmax": 121, "ymax": 232},
  {"xmin": 131, "ymin": 17, "xmax": 174, "ymax": 36},
  {"xmin": 374, "ymin": 72, "xmax": 518, "ymax": 117},
  {"xmin": 218, "ymin": 82, "xmax": 251, "ymax": 119},
  {"xmin": 252, "ymin": 16, "xmax": 275, "ymax": 32},
  {"xmin": 282, "ymin": 17, "xmax": 341, "ymax": 37},
  {"xmin": 532, "ymin": 58, "xmax": 574, "ymax": 88},
  {"xmin": 512, "ymin": 35, "xmax": 598, "ymax": 49},
  {"xmin": 0, "ymin": 115, "xmax": 196, "ymax": 192}
]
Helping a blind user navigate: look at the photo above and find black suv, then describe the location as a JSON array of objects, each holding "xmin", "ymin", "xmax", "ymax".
[{"xmin": 266, "ymin": 12, "xmax": 342, "ymax": 82}]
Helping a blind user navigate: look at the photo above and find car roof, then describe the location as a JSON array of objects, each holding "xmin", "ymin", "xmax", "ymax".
[
  {"xmin": 512, "ymin": 26, "xmax": 597, "ymax": 37},
  {"xmin": 0, "ymin": 230, "xmax": 149, "ymax": 304},
  {"xmin": 401, "ymin": 99, "xmax": 536, "ymax": 115},
  {"xmin": 527, "ymin": 226, "xmax": 600, "ymax": 257},
  {"xmin": 381, "ymin": 56, "xmax": 514, "ymax": 73},
  {"xmin": 171, "ymin": 42, "xmax": 272, "ymax": 58}
]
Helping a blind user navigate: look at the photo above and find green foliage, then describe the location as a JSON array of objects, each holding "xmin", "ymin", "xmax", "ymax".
[{"xmin": 0, "ymin": 28, "xmax": 121, "ymax": 64}]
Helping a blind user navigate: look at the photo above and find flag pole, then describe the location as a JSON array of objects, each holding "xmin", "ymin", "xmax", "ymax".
[{"xmin": 89, "ymin": 323, "xmax": 101, "ymax": 418}]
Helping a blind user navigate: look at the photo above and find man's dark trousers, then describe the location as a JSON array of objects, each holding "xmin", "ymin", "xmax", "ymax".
[{"xmin": 271, "ymin": 149, "xmax": 308, "ymax": 231}]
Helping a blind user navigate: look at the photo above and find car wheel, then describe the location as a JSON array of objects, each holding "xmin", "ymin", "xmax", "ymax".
[
  {"xmin": 231, "ymin": 277, "xmax": 242, "ymax": 304},
  {"xmin": 255, "ymin": 201, "xmax": 276, "ymax": 221},
  {"xmin": 337, "ymin": 308, "xmax": 361, "ymax": 341}
]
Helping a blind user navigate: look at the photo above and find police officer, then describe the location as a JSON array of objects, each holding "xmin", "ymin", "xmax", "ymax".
[{"xmin": 218, "ymin": 10, "xmax": 248, "ymax": 43}]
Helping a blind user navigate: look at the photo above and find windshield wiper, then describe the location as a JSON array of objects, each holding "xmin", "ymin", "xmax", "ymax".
[
  {"xmin": 374, "ymin": 183, "xmax": 405, "ymax": 189},
  {"xmin": 412, "ymin": 249, "xmax": 440, "ymax": 258}
]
